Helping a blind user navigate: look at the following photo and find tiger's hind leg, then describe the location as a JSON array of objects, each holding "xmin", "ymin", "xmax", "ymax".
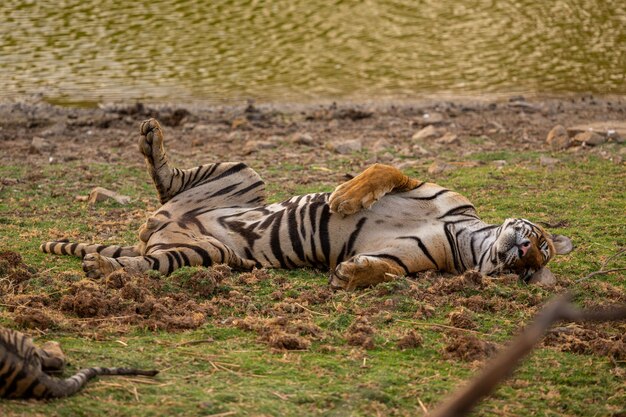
[
  {"xmin": 329, "ymin": 164, "xmax": 422, "ymax": 216},
  {"xmin": 329, "ymin": 254, "xmax": 407, "ymax": 291},
  {"xmin": 82, "ymin": 236, "xmax": 255, "ymax": 278},
  {"xmin": 40, "ymin": 240, "xmax": 141, "ymax": 258},
  {"xmin": 139, "ymin": 118, "xmax": 265, "ymax": 205}
]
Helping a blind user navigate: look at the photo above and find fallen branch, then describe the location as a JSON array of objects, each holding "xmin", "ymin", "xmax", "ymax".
[
  {"xmin": 429, "ymin": 292, "xmax": 626, "ymax": 417},
  {"xmin": 577, "ymin": 247, "xmax": 626, "ymax": 282}
]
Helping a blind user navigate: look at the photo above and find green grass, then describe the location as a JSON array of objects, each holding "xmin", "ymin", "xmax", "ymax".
[{"xmin": 0, "ymin": 152, "xmax": 625, "ymax": 416}]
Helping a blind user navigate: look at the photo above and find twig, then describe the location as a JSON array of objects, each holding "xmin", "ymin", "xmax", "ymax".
[
  {"xmin": 293, "ymin": 302, "xmax": 329, "ymax": 316},
  {"xmin": 175, "ymin": 338, "xmax": 214, "ymax": 347},
  {"xmin": 418, "ymin": 398, "xmax": 429, "ymax": 414},
  {"xmin": 429, "ymin": 292, "xmax": 626, "ymax": 417},
  {"xmin": 395, "ymin": 319, "xmax": 485, "ymax": 335},
  {"xmin": 576, "ymin": 248, "xmax": 626, "ymax": 282}
]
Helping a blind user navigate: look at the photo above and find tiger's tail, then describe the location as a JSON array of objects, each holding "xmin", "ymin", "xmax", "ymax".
[
  {"xmin": 44, "ymin": 367, "xmax": 159, "ymax": 398},
  {"xmin": 40, "ymin": 240, "xmax": 140, "ymax": 258}
]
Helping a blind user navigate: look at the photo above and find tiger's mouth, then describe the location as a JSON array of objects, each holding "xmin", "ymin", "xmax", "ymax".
[{"xmin": 495, "ymin": 229, "xmax": 532, "ymax": 269}]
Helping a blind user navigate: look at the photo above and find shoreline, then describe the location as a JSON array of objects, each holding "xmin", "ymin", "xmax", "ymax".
[{"xmin": 1, "ymin": 95, "xmax": 624, "ymax": 172}]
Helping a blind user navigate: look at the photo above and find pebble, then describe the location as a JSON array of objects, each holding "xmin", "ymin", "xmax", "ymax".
[
  {"xmin": 88, "ymin": 187, "xmax": 131, "ymax": 205},
  {"xmin": 539, "ymin": 156, "xmax": 560, "ymax": 167},
  {"xmin": 546, "ymin": 125, "xmax": 570, "ymax": 150},
  {"xmin": 293, "ymin": 133, "xmax": 314, "ymax": 146},
  {"xmin": 572, "ymin": 131, "xmax": 606, "ymax": 146},
  {"xmin": 330, "ymin": 139, "xmax": 362, "ymax": 154},
  {"xmin": 242, "ymin": 140, "xmax": 277, "ymax": 155},
  {"xmin": 427, "ymin": 161, "xmax": 457, "ymax": 175},
  {"xmin": 435, "ymin": 132, "xmax": 459, "ymax": 145},
  {"xmin": 412, "ymin": 125, "xmax": 444, "ymax": 141},
  {"xmin": 29, "ymin": 136, "xmax": 55, "ymax": 154}
]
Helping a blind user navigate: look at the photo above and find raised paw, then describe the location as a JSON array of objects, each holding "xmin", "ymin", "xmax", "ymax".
[
  {"xmin": 138, "ymin": 118, "xmax": 165, "ymax": 158},
  {"xmin": 82, "ymin": 253, "xmax": 117, "ymax": 279},
  {"xmin": 329, "ymin": 180, "xmax": 391, "ymax": 216}
]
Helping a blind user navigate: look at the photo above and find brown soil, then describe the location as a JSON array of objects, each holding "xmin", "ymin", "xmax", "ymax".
[
  {"xmin": 447, "ymin": 307, "xmax": 477, "ymax": 330},
  {"xmin": 443, "ymin": 331, "xmax": 498, "ymax": 362},
  {"xmin": 397, "ymin": 330, "xmax": 424, "ymax": 350},
  {"xmin": 0, "ymin": 98, "xmax": 624, "ymax": 190},
  {"xmin": 345, "ymin": 316, "xmax": 376, "ymax": 350}
]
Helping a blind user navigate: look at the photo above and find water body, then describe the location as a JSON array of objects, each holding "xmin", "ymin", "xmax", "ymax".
[{"xmin": 1, "ymin": 0, "xmax": 624, "ymax": 105}]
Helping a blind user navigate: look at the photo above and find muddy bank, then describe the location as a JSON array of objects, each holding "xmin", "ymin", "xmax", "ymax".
[{"xmin": 1, "ymin": 97, "xmax": 624, "ymax": 179}]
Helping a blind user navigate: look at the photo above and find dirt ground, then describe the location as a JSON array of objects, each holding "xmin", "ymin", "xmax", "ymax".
[
  {"xmin": 1, "ymin": 96, "xmax": 624, "ymax": 174},
  {"xmin": 1, "ymin": 95, "xmax": 625, "ymax": 361}
]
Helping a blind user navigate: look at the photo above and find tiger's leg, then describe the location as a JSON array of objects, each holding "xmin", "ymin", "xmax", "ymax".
[
  {"xmin": 328, "ymin": 254, "xmax": 407, "ymax": 291},
  {"xmin": 40, "ymin": 240, "xmax": 141, "ymax": 258},
  {"xmin": 139, "ymin": 118, "xmax": 246, "ymax": 204},
  {"xmin": 82, "ymin": 238, "xmax": 255, "ymax": 278},
  {"xmin": 329, "ymin": 164, "xmax": 422, "ymax": 216}
]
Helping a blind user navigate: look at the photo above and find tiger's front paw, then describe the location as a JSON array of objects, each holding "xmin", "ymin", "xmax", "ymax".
[
  {"xmin": 329, "ymin": 180, "xmax": 391, "ymax": 216},
  {"xmin": 82, "ymin": 253, "xmax": 116, "ymax": 279},
  {"xmin": 138, "ymin": 118, "xmax": 164, "ymax": 158}
]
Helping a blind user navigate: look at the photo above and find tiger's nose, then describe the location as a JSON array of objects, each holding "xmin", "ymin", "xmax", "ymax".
[{"xmin": 518, "ymin": 239, "xmax": 531, "ymax": 257}]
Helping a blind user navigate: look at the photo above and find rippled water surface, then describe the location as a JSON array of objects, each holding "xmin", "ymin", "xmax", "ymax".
[{"xmin": 1, "ymin": 0, "xmax": 625, "ymax": 105}]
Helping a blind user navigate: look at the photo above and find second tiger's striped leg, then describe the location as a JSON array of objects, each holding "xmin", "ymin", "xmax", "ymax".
[
  {"xmin": 82, "ymin": 238, "xmax": 256, "ymax": 278},
  {"xmin": 329, "ymin": 254, "xmax": 407, "ymax": 291}
]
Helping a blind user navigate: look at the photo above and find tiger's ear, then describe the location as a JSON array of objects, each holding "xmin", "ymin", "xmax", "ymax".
[{"xmin": 551, "ymin": 234, "xmax": 573, "ymax": 255}]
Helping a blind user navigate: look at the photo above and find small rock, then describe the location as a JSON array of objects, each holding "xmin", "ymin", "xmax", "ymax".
[
  {"xmin": 573, "ymin": 131, "xmax": 605, "ymax": 146},
  {"xmin": 539, "ymin": 156, "xmax": 560, "ymax": 167},
  {"xmin": 412, "ymin": 125, "xmax": 444, "ymax": 141},
  {"xmin": 75, "ymin": 195, "xmax": 89, "ymax": 202},
  {"xmin": 242, "ymin": 140, "xmax": 277, "ymax": 155},
  {"xmin": 546, "ymin": 125, "xmax": 570, "ymax": 150},
  {"xmin": 293, "ymin": 133, "xmax": 314, "ymax": 146},
  {"xmin": 226, "ymin": 131, "xmax": 247, "ymax": 142},
  {"xmin": 428, "ymin": 161, "xmax": 457, "ymax": 175},
  {"xmin": 371, "ymin": 138, "xmax": 391, "ymax": 153},
  {"xmin": 415, "ymin": 112, "xmax": 445, "ymax": 126},
  {"xmin": 330, "ymin": 139, "xmax": 362, "ymax": 154},
  {"xmin": 192, "ymin": 124, "xmax": 213, "ymax": 134},
  {"xmin": 411, "ymin": 145, "xmax": 431, "ymax": 156},
  {"xmin": 88, "ymin": 187, "xmax": 131, "ymax": 205},
  {"xmin": 492, "ymin": 160, "xmax": 507, "ymax": 167},
  {"xmin": 396, "ymin": 160, "xmax": 420, "ymax": 170},
  {"xmin": 29, "ymin": 136, "xmax": 55, "ymax": 154},
  {"xmin": 436, "ymin": 132, "xmax": 459, "ymax": 145},
  {"xmin": 528, "ymin": 268, "xmax": 556, "ymax": 286},
  {"xmin": 1, "ymin": 178, "xmax": 18, "ymax": 185}
]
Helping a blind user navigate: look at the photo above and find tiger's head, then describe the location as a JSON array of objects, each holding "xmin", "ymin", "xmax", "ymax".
[{"xmin": 492, "ymin": 218, "xmax": 573, "ymax": 282}]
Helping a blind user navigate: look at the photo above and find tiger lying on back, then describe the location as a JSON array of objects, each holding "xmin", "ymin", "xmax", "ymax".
[
  {"xmin": 0, "ymin": 327, "xmax": 158, "ymax": 399},
  {"xmin": 41, "ymin": 119, "xmax": 573, "ymax": 290}
]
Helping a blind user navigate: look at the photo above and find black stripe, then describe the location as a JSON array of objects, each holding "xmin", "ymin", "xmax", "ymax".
[
  {"xmin": 398, "ymin": 236, "xmax": 439, "ymax": 269},
  {"xmin": 209, "ymin": 182, "xmax": 242, "ymax": 198},
  {"xmin": 146, "ymin": 255, "xmax": 160, "ymax": 272},
  {"xmin": 196, "ymin": 163, "xmax": 248, "ymax": 187},
  {"xmin": 60, "ymin": 244, "xmax": 69, "ymax": 255},
  {"xmin": 319, "ymin": 205, "xmax": 331, "ymax": 264},
  {"xmin": 112, "ymin": 247, "xmax": 122, "ymax": 258},
  {"xmin": 444, "ymin": 224, "xmax": 461, "ymax": 272},
  {"xmin": 179, "ymin": 251, "xmax": 190, "ymax": 266},
  {"xmin": 233, "ymin": 180, "xmax": 264, "ymax": 197},
  {"xmin": 371, "ymin": 254, "xmax": 410, "ymax": 275},
  {"xmin": 269, "ymin": 210, "xmax": 287, "ymax": 268},
  {"xmin": 69, "ymin": 242, "xmax": 79, "ymax": 255},
  {"xmin": 287, "ymin": 205, "xmax": 305, "ymax": 262},
  {"xmin": 165, "ymin": 252, "xmax": 176, "ymax": 275},
  {"xmin": 437, "ymin": 204, "xmax": 476, "ymax": 220},
  {"xmin": 410, "ymin": 189, "xmax": 450, "ymax": 200}
]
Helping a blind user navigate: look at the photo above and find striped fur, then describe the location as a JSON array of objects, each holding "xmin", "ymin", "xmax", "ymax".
[
  {"xmin": 41, "ymin": 118, "xmax": 573, "ymax": 289},
  {"xmin": 0, "ymin": 328, "xmax": 158, "ymax": 399}
]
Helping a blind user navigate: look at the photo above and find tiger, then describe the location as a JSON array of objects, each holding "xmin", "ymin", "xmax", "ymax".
[
  {"xmin": 0, "ymin": 327, "xmax": 158, "ymax": 399},
  {"xmin": 41, "ymin": 118, "xmax": 573, "ymax": 290}
]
